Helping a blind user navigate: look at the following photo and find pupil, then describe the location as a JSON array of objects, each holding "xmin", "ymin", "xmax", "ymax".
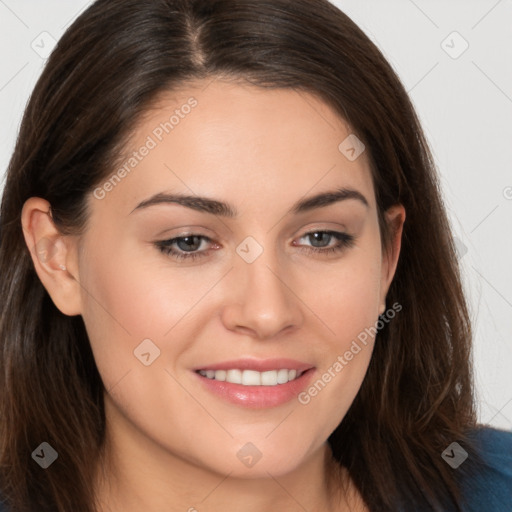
[
  {"xmin": 310, "ymin": 232, "xmax": 329, "ymax": 247},
  {"xmin": 177, "ymin": 236, "xmax": 200, "ymax": 251}
]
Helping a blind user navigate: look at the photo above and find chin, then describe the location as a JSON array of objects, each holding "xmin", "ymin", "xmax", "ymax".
[{"xmin": 216, "ymin": 457, "xmax": 303, "ymax": 479}]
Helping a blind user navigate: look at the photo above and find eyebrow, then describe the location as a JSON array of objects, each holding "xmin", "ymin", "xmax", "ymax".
[{"xmin": 129, "ymin": 187, "xmax": 369, "ymax": 217}]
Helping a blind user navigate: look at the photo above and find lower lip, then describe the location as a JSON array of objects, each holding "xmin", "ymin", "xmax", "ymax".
[{"xmin": 194, "ymin": 369, "xmax": 316, "ymax": 408}]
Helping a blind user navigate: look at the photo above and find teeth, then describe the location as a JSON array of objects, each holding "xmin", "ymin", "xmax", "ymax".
[
  {"xmin": 214, "ymin": 369, "xmax": 226, "ymax": 381},
  {"xmin": 226, "ymin": 369, "xmax": 242, "ymax": 384},
  {"xmin": 198, "ymin": 368, "xmax": 303, "ymax": 386},
  {"xmin": 242, "ymin": 370, "xmax": 261, "ymax": 386}
]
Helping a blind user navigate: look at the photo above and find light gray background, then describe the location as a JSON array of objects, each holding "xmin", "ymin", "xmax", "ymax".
[{"xmin": 1, "ymin": 0, "xmax": 511, "ymax": 428}]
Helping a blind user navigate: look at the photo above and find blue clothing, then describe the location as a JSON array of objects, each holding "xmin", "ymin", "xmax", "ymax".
[
  {"xmin": 458, "ymin": 425, "xmax": 512, "ymax": 511},
  {"xmin": 0, "ymin": 426, "xmax": 510, "ymax": 511}
]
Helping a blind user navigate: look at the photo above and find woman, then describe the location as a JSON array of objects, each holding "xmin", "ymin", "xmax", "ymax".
[{"xmin": 0, "ymin": 0, "xmax": 510, "ymax": 510}]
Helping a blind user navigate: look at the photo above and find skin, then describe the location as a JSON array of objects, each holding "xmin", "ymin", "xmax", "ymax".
[{"xmin": 22, "ymin": 78, "xmax": 405, "ymax": 512}]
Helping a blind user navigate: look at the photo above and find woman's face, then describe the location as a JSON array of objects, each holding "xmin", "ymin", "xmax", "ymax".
[{"xmin": 49, "ymin": 80, "xmax": 404, "ymax": 478}]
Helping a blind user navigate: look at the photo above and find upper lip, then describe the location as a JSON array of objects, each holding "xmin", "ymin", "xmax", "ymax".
[{"xmin": 194, "ymin": 358, "xmax": 314, "ymax": 373}]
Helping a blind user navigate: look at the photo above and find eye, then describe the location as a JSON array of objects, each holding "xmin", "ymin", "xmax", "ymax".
[
  {"xmin": 154, "ymin": 230, "xmax": 356, "ymax": 262},
  {"xmin": 155, "ymin": 235, "xmax": 214, "ymax": 261},
  {"xmin": 294, "ymin": 230, "xmax": 356, "ymax": 256}
]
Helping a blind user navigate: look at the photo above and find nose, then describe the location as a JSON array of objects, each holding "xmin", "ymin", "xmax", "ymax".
[{"xmin": 220, "ymin": 247, "xmax": 304, "ymax": 340}]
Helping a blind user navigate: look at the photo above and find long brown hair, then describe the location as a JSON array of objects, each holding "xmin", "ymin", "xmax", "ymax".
[{"xmin": 0, "ymin": 0, "xmax": 481, "ymax": 510}]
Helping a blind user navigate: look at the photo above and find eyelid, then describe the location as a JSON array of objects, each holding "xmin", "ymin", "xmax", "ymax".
[{"xmin": 153, "ymin": 225, "xmax": 217, "ymax": 239}]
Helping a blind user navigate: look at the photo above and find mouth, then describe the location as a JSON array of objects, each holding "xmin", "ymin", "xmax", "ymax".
[{"xmin": 193, "ymin": 358, "xmax": 316, "ymax": 408}]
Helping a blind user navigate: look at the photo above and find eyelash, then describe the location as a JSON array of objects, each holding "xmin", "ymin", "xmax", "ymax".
[{"xmin": 155, "ymin": 230, "xmax": 356, "ymax": 262}]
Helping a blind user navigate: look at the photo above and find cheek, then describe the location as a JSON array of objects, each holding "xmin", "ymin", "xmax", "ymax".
[
  {"xmin": 78, "ymin": 238, "xmax": 168, "ymax": 387},
  {"xmin": 81, "ymin": 235, "xmax": 186, "ymax": 334},
  {"xmin": 309, "ymin": 246, "xmax": 383, "ymax": 344},
  {"xmin": 296, "ymin": 246, "xmax": 382, "ymax": 423},
  {"xmin": 78, "ymin": 236, "xmax": 226, "ymax": 388},
  {"xmin": 83, "ymin": 239, "xmax": 231, "ymax": 331}
]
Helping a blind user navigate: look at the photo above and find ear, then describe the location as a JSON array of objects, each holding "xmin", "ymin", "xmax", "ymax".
[
  {"xmin": 378, "ymin": 204, "xmax": 406, "ymax": 315},
  {"xmin": 21, "ymin": 197, "xmax": 82, "ymax": 316}
]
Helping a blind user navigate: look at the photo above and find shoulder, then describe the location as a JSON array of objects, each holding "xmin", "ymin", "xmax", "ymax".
[{"xmin": 457, "ymin": 425, "xmax": 512, "ymax": 511}]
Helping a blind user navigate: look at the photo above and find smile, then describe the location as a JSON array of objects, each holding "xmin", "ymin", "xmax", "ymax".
[{"xmin": 193, "ymin": 358, "xmax": 316, "ymax": 408}]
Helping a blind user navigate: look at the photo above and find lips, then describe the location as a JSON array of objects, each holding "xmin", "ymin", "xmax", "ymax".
[{"xmin": 192, "ymin": 358, "xmax": 316, "ymax": 408}]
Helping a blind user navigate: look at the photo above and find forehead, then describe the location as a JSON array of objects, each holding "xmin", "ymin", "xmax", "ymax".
[{"xmin": 91, "ymin": 79, "xmax": 375, "ymax": 215}]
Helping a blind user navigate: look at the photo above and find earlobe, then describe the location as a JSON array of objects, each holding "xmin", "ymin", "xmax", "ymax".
[{"xmin": 21, "ymin": 197, "xmax": 82, "ymax": 316}]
